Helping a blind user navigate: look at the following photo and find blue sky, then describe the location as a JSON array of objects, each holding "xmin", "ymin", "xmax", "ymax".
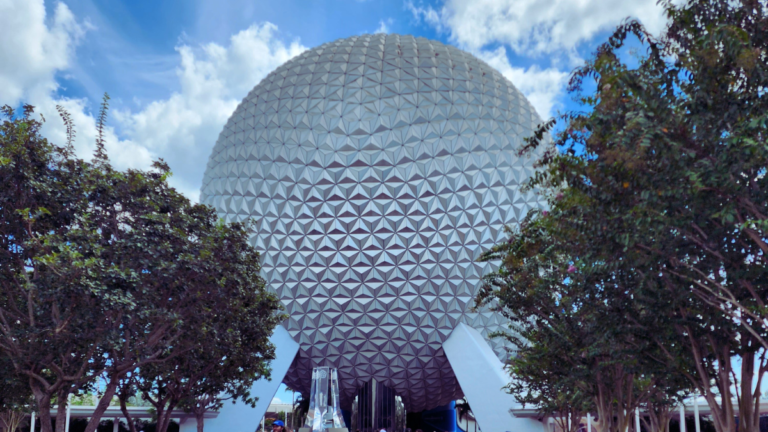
[
  {"xmin": 1, "ymin": 0, "xmax": 670, "ymax": 406},
  {"xmin": 4, "ymin": 0, "xmax": 768, "ymax": 408},
  {"xmin": 1, "ymin": 0, "xmax": 671, "ymax": 200},
  {"xmin": 1, "ymin": 0, "xmax": 673, "ymax": 407}
]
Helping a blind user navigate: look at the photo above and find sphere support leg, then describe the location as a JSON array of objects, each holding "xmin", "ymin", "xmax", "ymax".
[
  {"xmin": 180, "ymin": 325, "xmax": 300, "ymax": 432},
  {"xmin": 443, "ymin": 323, "xmax": 545, "ymax": 432}
]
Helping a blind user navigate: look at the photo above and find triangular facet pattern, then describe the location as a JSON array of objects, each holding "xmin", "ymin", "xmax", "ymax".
[{"xmin": 200, "ymin": 34, "xmax": 547, "ymax": 412}]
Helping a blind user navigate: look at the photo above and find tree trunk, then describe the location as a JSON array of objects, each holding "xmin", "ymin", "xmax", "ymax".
[
  {"xmin": 195, "ymin": 409, "xmax": 205, "ymax": 432},
  {"xmin": 30, "ymin": 382, "xmax": 53, "ymax": 432},
  {"xmin": 0, "ymin": 409, "xmax": 27, "ymax": 432},
  {"xmin": 119, "ymin": 396, "xmax": 137, "ymax": 432},
  {"xmin": 12, "ymin": 410, "xmax": 26, "ymax": 432},
  {"xmin": 54, "ymin": 389, "xmax": 69, "ymax": 432},
  {"xmin": 650, "ymin": 405, "xmax": 671, "ymax": 432},
  {"xmin": 156, "ymin": 400, "xmax": 179, "ymax": 432},
  {"xmin": 594, "ymin": 376, "xmax": 614, "ymax": 432},
  {"xmin": 684, "ymin": 330, "xmax": 737, "ymax": 432},
  {"xmin": 155, "ymin": 404, "xmax": 166, "ymax": 432},
  {"xmin": 735, "ymin": 346, "xmax": 765, "ymax": 432},
  {"xmin": 82, "ymin": 378, "xmax": 120, "ymax": 432}
]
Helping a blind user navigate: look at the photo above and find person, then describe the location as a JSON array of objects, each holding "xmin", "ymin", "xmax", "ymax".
[{"xmin": 272, "ymin": 420, "xmax": 290, "ymax": 432}]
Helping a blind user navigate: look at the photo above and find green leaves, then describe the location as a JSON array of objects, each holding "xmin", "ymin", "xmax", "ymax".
[
  {"xmin": 0, "ymin": 104, "xmax": 284, "ymax": 432},
  {"xmin": 481, "ymin": 1, "xmax": 768, "ymax": 431}
]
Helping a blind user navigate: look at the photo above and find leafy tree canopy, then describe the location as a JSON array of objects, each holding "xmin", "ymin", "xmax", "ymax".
[
  {"xmin": 478, "ymin": 1, "xmax": 768, "ymax": 432},
  {"xmin": 0, "ymin": 102, "xmax": 284, "ymax": 432}
]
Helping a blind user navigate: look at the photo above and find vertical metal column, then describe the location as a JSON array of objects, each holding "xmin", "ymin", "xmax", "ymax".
[
  {"xmin": 352, "ymin": 379, "xmax": 400, "ymax": 432},
  {"xmin": 693, "ymin": 394, "xmax": 701, "ymax": 432},
  {"xmin": 679, "ymin": 403, "xmax": 686, "ymax": 432},
  {"xmin": 64, "ymin": 394, "xmax": 71, "ymax": 432},
  {"xmin": 371, "ymin": 378, "xmax": 376, "ymax": 431}
]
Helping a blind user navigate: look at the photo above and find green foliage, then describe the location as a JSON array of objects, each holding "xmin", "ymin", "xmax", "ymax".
[
  {"xmin": 141, "ymin": 254, "xmax": 286, "ymax": 432},
  {"xmin": 479, "ymin": 213, "xmax": 690, "ymax": 432},
  {"xmin": 479, "ymin": 1, "xmax": 768, "ymax": 432},
  {"xmin": 0, "ymin": 353, "xmax": 33, "ymax": 432},
  {"xmin": 0, "ymin": 102, "xmax": 284, "ymax": 432},
  {"xmin": 0, "ymin": 354, "xmax": 32, "ymax": 412}
]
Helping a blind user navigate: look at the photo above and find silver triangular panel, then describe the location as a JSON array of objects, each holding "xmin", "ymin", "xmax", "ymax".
[{"xmin": 200, "ymin": 34, "xmax": 547, "ymax": 413}]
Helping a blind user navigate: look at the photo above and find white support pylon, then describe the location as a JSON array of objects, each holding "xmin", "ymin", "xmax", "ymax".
[
  {"xmin": 181, "ymin": 325, "xmax": 300, "ymax": 432},
  {"xmin": 443, "ymin": 323, "xmax": 546, "ymax": 432}
]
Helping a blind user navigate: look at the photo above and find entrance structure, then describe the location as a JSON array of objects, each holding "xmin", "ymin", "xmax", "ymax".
[{"xmin": 191, "ymin": 34, "xmax": 547, "ymax": 432}]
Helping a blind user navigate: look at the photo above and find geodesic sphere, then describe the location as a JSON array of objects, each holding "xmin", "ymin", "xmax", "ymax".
[{"xmin": 200, "ymin": 34, "xmax": 545, "ymax": 412}]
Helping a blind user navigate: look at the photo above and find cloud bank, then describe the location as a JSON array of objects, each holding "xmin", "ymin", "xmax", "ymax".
[
  {"xmin": 406, "ymin": 0, "xmax": 668, "ymax": 118},
  {"xmin": 0, "ymin": 0, "xmax": 306, "ymax": 200},
  {"xmin": 1, "ymin": 0, "xmax": 670, "ymax": 199},
  {"xmin": 407, "ymin": 0, "xmax": 667, "ymax": 54}
]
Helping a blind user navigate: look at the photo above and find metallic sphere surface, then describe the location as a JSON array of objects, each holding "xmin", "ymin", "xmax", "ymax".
[{"xmin": 200, "ymin": 34, "xmax": 545, "ymax": 412}]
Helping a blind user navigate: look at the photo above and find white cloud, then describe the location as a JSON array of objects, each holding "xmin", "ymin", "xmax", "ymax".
[
  {"xmin": 419, "ymin": 0, "xmax": 668, "ymax": 55},
  {"xmin": 406, "ymin": 1, "xmax": 570, "ymax": 117},
  {"xmin": 374, "ymin": 19, "xmax": 393, "ymax": 34},
  {"xmin": 271, "ymin": 397, "xmax": 284, "ymax": 405},
  {"xmin": 0, "ymin": 0, "xmax": 85, "ymax": 105},
  {"xmin": 0, "ymin": 0, "xmax": 152, "ymax": 175},
  {"xmin": 405, "ymin": 1, "xmax": 443, "ymax": 32},
  {"xmin": 477, "ymin": 47, "xmax": 568, "ymax": 118},
  {"xmin": 0, "ymin": 0, "xmax": 306, "ymax": 201},
  {"xmin": 113, "ymin": 23, "xmax": 306, "ymax": 199},
  {"xmin": 404, "ymin": 0, "xmax": 668, "ymax": 118}
]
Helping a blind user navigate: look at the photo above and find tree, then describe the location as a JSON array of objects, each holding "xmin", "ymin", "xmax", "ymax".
[
  {"xmin": 480, "ymin": 1, "xmax": 768, "ymax": 432},
  {"xmin": 504, "ymin": 319, "xmax": 592, "ymax": 432},
  {"xmin": 142, "ymin": 283, "xmax": 283, "ymax": 432},
  {"xmin": 478, "ymin": 215, "xmax": 690, "ymax": 432},
  {"xmin": 116, "ymin": 373, "xmax": 144, "ymax": 432},
  {"xmin": 0, "ymin": 104, "xmax": 104, "ymax": 432},
  {"xmin": 0, "ymin": 355, "xmax": 32, "ymax": 432},
  {"xmin": 0, "ymin": 103, "xmax": 283, "ymax": 432}
]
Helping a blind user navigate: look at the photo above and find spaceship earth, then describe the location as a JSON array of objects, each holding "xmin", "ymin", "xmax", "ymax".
[{"xmin": 200, "ymin": 34, "xmax": 546, "ymax": 412}]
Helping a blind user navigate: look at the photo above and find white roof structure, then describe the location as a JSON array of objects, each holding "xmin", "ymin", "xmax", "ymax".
[
  {"xmin": 200, "ymin": 33, "xmax": 546, "ymax": 412},
  {"xmin": 265, "ymin": 403, "xmax": 294, "ymax": 414}
]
